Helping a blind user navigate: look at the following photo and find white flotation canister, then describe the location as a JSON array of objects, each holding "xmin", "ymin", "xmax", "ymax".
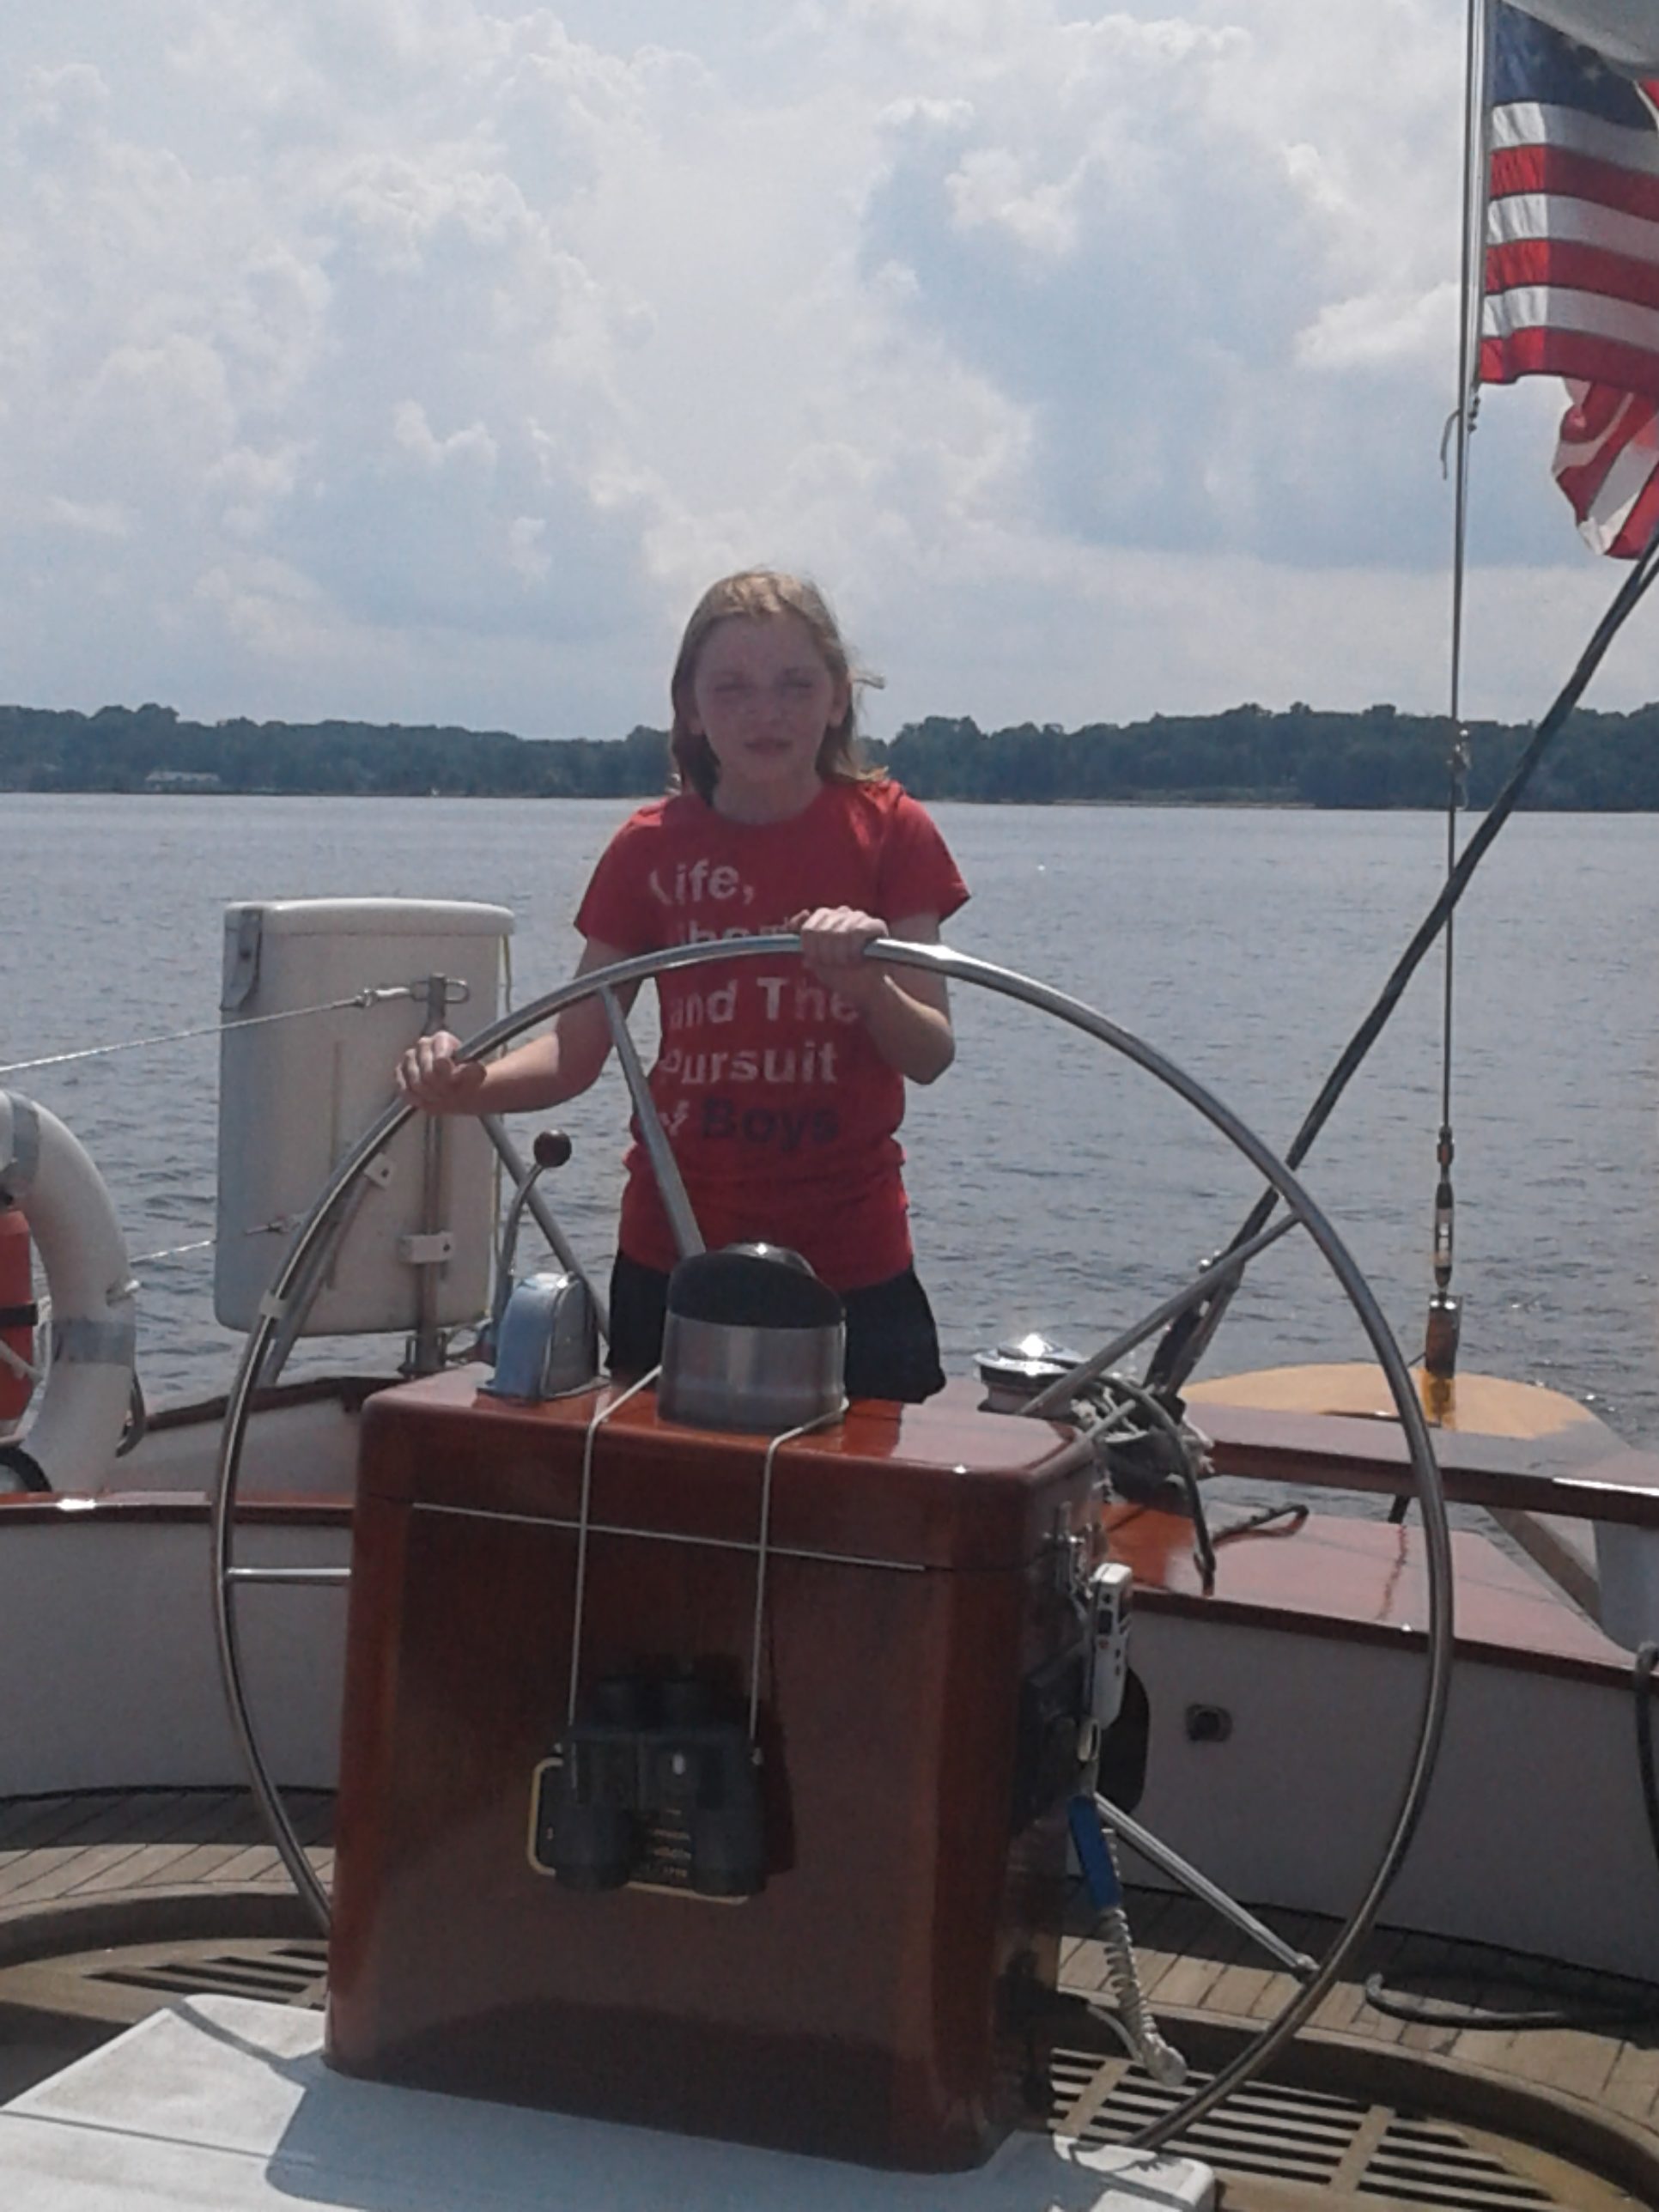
[
  {"xmin": 214, "ymin": 899, "xmax": 513, "ymax": 1337},
  {"xmin": 0, "ymin": 1091, "xmax": 136, "ymax": 1492}
]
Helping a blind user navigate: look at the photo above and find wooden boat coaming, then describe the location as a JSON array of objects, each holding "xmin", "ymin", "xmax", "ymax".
[
  {"xmin": 0, "ymin": 1494, "xmax": 353, "ymax": 1528},
  {"xmin": 3, "ymin": 1364, "xmax": 1650, "ymax": 1686},
  {"xmin": 1108, "ymin": 1503, "xmax": 1639, "ymax": 1690},
  {"xmin": 1190, "ymin": 1362, "xmax": 1659, "ymax": 1527}
]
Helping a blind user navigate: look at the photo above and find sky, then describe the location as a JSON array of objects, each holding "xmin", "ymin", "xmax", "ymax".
[{"xmin": 4, "ymin": 0, "xmax": 1656, "ymax": 742}]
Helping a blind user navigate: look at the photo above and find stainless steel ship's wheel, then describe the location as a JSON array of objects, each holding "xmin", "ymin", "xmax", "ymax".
[{"xmin": 211, "ymin": 933, "xmax": 1452, "ymax": 2154}]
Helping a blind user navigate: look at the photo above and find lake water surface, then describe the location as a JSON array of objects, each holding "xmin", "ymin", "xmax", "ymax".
[{"xmin": 6, "ymin": 795, "xmax": 1659, "ymax": 1462}]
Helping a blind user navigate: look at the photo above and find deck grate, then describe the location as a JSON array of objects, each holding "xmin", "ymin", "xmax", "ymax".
[
  {"xmin": 1358, "ymin": 2112, "xmax": 1559, "ymax": 2209},
  {"xmin": 0, "ymin": 1942, "xmax": 1627, "ymax": 2209},
  {"xmin": 1051, "ymin": 2047, "xmax": 1569, "ymax": 2209},
  {"xmin": 87, "ymin": 1941, "xmax": 327, "ymax": 2010}
]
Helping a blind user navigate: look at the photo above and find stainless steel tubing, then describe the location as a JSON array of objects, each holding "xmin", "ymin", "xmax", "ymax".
[
  {"xmin": 1096, "ymin": 1792, "xmax": 1317, "ymax": 1979},
  {"xmin": 210, "ymin": 930, "xmax": 1453, "ymax": 2154},
  {"xmin": 599, "ymin": 985, "xmax": 704, "ymax": 1261},
  {"xmin": 479, "ymin": 1115, "xmax": 611, "ymax": 1339}
]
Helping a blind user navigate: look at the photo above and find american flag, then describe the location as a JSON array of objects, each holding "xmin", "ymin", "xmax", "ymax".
[{"xmin": 1481, "ymin": 2, "xmax": 1659, "ymax": 555}]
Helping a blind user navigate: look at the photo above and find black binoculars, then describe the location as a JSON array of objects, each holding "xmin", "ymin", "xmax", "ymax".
[{"xmin": 534, "ymin": 1674, "xmax": 767, "ymax": 1898}]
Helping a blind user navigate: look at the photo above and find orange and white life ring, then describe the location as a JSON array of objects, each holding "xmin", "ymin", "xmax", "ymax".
[
  {"xmin": 0, "ymin": 1092, "xmax": 135, "ymax": 1494},
  {"xmin": 0, "ymin": 1206, "xmax": 35, "ymax": 1430}
]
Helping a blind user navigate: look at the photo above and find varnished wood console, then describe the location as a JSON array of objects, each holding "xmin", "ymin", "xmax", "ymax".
[{"xmin": 326, "ymin": 1370, "xmax": 1097, "ymax": 2169}]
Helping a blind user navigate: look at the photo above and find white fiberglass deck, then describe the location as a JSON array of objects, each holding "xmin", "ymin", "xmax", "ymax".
[{"xmin": 0, "ymin": 1994, "xmax": 1215, "ymax": 2212}]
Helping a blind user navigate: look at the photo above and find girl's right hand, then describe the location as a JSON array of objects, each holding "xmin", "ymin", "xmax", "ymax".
[{"xmin": 397, "ymin": 1030, "xmax": 488, "ymax": 1113}]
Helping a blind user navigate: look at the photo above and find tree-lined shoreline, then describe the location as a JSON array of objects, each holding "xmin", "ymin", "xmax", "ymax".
[{"xmin": 6, "ymin": 698, "xmax": 1659, "ymax": 808}]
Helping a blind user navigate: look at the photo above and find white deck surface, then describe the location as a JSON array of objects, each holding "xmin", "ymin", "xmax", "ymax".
[{"xmin": 0, "ymin": 1995, "xmax": 1215, "ymax": 2210}]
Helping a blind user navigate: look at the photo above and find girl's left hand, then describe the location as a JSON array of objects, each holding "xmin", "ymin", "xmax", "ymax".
[{"xmin": 790, "ymin": 907, "xmax": 889, "ymax": 1006}]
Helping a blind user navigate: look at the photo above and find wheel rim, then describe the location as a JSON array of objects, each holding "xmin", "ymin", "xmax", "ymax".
[{"xmin": 210, "ymin": 933, "xmax": 1453, "ymax": 2145}]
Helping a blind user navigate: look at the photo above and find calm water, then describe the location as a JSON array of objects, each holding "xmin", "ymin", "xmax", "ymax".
[{"xmin": 5, "ymin": 795, "xmax": 1659, "ymax": 1457}]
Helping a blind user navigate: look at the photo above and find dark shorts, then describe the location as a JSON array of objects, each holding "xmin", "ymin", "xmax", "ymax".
[{"xmin": 608, "ymin": 1250, "xmax": 946, "ymax": 1405}]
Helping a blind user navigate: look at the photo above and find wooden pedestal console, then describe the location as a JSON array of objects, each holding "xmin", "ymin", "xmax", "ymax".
[{"xmin": 326, "ymin": 1370, "xmax": 1097, "ymax": 2170}]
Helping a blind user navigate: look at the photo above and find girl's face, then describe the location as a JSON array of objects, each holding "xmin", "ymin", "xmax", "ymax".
[{"xmin": 688, "ymin": 612, "xmax": 849, "ymax": 821}]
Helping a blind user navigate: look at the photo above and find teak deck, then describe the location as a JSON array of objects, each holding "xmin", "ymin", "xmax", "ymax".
[
  {"xmin": 0, "ymin": 1787, "xmax": 333, "ymax": 1950},
  {"xmin": 3, "ymin": 1784, "xmax": 1657, "ymax": 2205}
]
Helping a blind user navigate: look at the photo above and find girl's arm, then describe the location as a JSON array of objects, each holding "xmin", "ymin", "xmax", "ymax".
[
  {"xmin": 397, "ymin": 938, "xmax": 636, "ymax": 1114},
  {"xmin": 791, "ymin": 908, "xmax": 955, "ymax": 1085}
]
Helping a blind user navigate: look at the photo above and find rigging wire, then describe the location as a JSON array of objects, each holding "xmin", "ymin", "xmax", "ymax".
[
  {"xmin": 1420, "ymin": 0, "xmax": 1495, "ymax": 1395},
  {"xmin": 0, "ymin": 985, "xmax": 428, "ymax": 1082},
  {"xmin": 1144, "ymin": 0, "xmax": 1659, "ymax": 1404},
  {"xmin": 1146, "ymin": 521, "xmax": 1659, "ymax": 1402}
]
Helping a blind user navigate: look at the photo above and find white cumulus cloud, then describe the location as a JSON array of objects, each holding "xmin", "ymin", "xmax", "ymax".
[{"xmin": 0, "ymin": 0, "xmax": 1650, "ymax": 738}]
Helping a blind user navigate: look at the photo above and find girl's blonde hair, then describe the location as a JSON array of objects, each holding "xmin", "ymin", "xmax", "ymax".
[{"xmin": 668, "ymin": 570, "xmax": 884, "ymax": 804}]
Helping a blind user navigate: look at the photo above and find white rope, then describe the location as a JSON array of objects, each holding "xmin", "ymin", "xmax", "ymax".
[
  {"xmin": 2, "ymin": 1235, "xmax": 216, "ymax": 1301},
  {"xmin": 128, "ymin": 1236, "xmax": 216, "ymax": 1268},
  {"xmin": 0, "ymin": 984, "xmax": 428, "ymax": 1080}
]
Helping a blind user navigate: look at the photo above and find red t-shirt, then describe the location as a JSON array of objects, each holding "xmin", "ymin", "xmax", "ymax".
[{"xmin": 575, "ymin": 778, "xmax": 969, "ymax": 1290}]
